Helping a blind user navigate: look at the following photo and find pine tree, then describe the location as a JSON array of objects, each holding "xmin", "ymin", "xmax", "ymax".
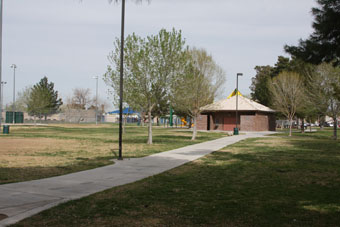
[
  {"xmin": 27, "ymin": 77, "xmax": 63, "ymax": 120},
  {"xmin": 285, "ymin": 0, "xmax": 340, "ymax": 65}
]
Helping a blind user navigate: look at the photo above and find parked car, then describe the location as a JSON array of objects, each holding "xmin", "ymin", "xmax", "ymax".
[{"xmin": 322, "ymin": 122, "xmax": 330, "ymax": 127}]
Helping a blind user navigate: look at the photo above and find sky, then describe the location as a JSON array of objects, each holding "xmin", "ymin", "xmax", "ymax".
[{"xmin": 2, "ymin": 0, "xmax": 317, "ymax": 110}]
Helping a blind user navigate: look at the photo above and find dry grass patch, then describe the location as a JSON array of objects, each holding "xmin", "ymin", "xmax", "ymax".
[{"xmin": 0, "ymin": 138, "xmax": 113, "ymax": 168}]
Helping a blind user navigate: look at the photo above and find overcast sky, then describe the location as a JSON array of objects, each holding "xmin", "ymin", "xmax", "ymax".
[{"xmin": 2, "ymin": 0, "xmax": 316, "ymax": 110}]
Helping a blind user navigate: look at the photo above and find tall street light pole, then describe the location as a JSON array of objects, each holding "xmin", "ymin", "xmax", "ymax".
[
  {"xmin": 0, "ymin": 0, "xmax": 3, "ymax": 128},
  {"xmin": 11, "ymin": 64, "xmax": 17, "ymax": 124},
  {"xmin": 92, "ymin": 76, "xmax": 99, "ymax": 125},
  {"xmin": 235, "ymin": 73, "xmax": 243, "ymax": 135},
  {"xmin": 0, "ymin": 81, "xmax": 5, "ymax": 123},
  {"xmin": 118, "ymin": 0, "xmax": 125, "ymax": 160}
]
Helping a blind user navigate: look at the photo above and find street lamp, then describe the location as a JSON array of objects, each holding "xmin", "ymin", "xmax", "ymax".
[
  {"xmin": 234, "ymin": 73, "xmax": 243, "ymax": 135},
  {"xmin": 92, "ymin": 76, "xmax": 99, "ymax": 125},
  {"xmin": 11, "ymin": 64, "xmax": 17, "ymax": 124},
  {"xmin": 0, "ymin": 81, "xmax": 6, "ymax": 123},
  {"xmin": 0, "ymin": 0, "xmax": 3, "ymax": 128},
  {"xmin": 118, "ymin": 0, "xmax": 126, "ymax": 160}
]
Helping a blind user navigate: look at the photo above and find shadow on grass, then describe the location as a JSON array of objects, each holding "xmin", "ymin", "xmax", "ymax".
[
  {"xmin": 12, "ymin": 134, "xmax": 340, "ymax": 227},
  {"xmin": 0, "ymin": 157, "xmax": 113, "ymax": 185}
]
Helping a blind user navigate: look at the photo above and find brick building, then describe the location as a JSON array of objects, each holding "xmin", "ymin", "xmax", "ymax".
[{"xmin": 196, "ymin": 95, "xmax": 276, "ymax": 132}]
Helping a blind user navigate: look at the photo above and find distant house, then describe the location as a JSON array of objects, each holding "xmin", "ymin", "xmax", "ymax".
[{"xmin": 196, "ymin": 94, "xmax": 276, "ymax": 132}]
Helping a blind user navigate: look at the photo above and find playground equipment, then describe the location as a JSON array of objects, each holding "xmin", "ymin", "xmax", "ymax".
[
  {"xmin": 181, "ymin": 118, "xmax": 194, "ymax": 127},
  {"xmin": 181, "ymin": 118, "xmax": 187, "ymax": 127}
]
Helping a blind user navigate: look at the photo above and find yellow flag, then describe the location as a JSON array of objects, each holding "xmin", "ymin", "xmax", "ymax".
[{"xmin": 227, "ymin": 89, "xmax": 243, "ymax": 99}]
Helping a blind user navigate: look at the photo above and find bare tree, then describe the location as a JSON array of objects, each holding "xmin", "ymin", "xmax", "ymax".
[
  {"xmin": 172, "ymin": 48, "xmax": 226, "ymax": 140},
  {"xmin": 70, "ymin": 88, "xmax": 93, "ymax": 110},
  {"xmin": 63, "ymin": 88, "xmax": 94, "ymax": 123},
  {"xmin": 310, "ymin": 63, "xmax": 340, "ymax": 139},
  {"xmin": 269, "ymin": 71, "xmax": 305, "ymax": 136}
]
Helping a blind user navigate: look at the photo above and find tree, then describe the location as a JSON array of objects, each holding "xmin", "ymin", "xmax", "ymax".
[
  {"xmin": 310, "ymin": 63, "xmax": 340, "ymax": 139},
  {"xmin": 250, "ymin": 66, "xmax": 273, "ymax": 106},
  {"xmin": 69, "ymin": 88, "xmax": 93, "ymax": 110},
  {"xmin": 63, "ymin": 88, "xmax": 94, "ymax": 123},
  {"xmin": 250, "ymin": 56, "xmax": 297, "ymax": 106},
  {"xmin": 285, "ymin": 0, "xmax": 340, "ymax": 65},
  {"xmin": 269, "ymin": 72, "xmax": 305, "ymax": 136},
  {"xmin": 104, "ymin": 28, "xmax": 187, "ymax": 144},
  {"xmin": 27, "ymin": 77, "xmax": 62, "ymax": 121},
  {"xmin": 171, "ymin": 48, "xmax": 226, "ymax": 140},
  {"xmin": 6, "ymin": 86, "xmax": 32, "ymax": 112}
]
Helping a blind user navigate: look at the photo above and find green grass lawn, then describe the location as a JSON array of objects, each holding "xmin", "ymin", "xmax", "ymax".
[
  {"xmin": 0, "ymin": 124, "xmax": 226, "ymax": 184},
  {"xmin": 12, "ymin": 129, "xmax": 340, "ymax": 226}
]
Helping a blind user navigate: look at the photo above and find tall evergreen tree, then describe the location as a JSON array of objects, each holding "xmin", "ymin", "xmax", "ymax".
[
  {"xmin": 27, "ymin": 77, "xmax": 62, "ymax": 120},
  {"xmin": 250, "ymin": 56, "xmax": 294, "ymax": 106},
  {"xmin": 285, "ymin": 0, "xmax": 340, "ymax": 65}
]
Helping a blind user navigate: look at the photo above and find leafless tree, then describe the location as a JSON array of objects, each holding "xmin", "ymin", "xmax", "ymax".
[
  {"xmin": 70, "ymin": 88, "xmax": 93, "ymax": 110},
  {"xmin": 310, "ymin": 63, "xmax": 340, "ymax": 139},
  {"xmin": 269, "ymin": 71, "xmax": 305, "ymax": 136},
  {"xmin": 172, "ymin": 48, "xmax": 226, "ymax": 140}
]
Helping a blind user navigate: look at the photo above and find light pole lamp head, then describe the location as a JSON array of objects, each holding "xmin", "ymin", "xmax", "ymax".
[
  {"xmin": 10, "ymin": 64, "xmax": 17, "ymax": 69},
  {"xmin": 237, "ymin": 73, "xmax": 243, "ymax": 77}
]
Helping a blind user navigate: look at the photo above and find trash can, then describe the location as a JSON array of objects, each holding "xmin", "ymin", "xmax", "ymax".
[
  {"xmin": 233, "ymin": 127, "xmax": 239, "ymax": 135},
  {"xmin": 3, "ymin": 125, "xmax": 9, "ymax": 134}
]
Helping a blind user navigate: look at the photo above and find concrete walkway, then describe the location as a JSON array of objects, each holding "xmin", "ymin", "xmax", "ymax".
[{"xmin": 0, "ymin": 132, "xmax": 275, "ymax": 226}]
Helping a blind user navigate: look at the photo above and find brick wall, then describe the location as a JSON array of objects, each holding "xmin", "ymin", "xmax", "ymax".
[
  {"xmin": 241, "ymin": 115, "xmax": 255, "ymax": 131},
  {"xmin": 255, "ymin": 113, "xmax": 269, "ymax": 131},
  {"xmin": 197, "ymin": 112, "xmax": 276, "ymax": 131},
  {"xmin": 196, "ymin": 114, "xmax": 208, "ymax": 130}
]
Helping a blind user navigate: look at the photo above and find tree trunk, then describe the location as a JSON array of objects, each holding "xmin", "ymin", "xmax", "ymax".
[
  {"xmin": 289, "ymin": 118, "xmax": 293, "ymax": 137},
  {"xmin": 123, "ymin": 114, "xmax": 127, "ymax": 134},
  {"xmin": 141, "ymin": 113, "xmax": 145, "ymax": 127},
  {"xmin": 34, "ymin": 115, "xmax": 37, "ymax": 126},
  {"xmin": 301, "ymin": 118, "xmax": 305, "ymax": 133},
  {"xmin": 147, "ymin": 109, "xmax": 153, "ymax": 145},
  {"xmin": 191, "ymin": 114, "xmax": 197, "ymax": 141},
  {"xmin": 309, "ymin": 119, "xmax": 312, "ymax": 132}
]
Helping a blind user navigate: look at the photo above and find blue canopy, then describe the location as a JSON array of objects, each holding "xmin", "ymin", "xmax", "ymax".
[{"xmin": 108, "ymin": 108, "xmax": 138, "ymax": 115}]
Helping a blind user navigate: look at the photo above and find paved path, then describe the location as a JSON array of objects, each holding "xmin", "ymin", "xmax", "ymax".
[{"xmin": 0, "ymin": 132, "xmax": 275, "ymax": 226}]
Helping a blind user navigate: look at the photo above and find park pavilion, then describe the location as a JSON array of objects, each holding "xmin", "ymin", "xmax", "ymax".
[{"xmin": 196, "ymin": 91, "xmax": 276, "ymax": 132}]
